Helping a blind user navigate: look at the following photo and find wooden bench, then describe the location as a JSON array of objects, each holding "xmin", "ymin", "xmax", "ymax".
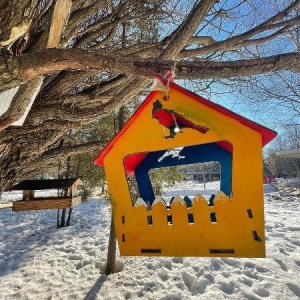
[{"xmin": 9, "ymin": 178, "xmax": 83, "ymax": 227}]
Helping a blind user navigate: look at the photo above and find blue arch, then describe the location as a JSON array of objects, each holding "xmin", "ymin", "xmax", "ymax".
[{"xmin": 133, "ymin": 143, "xmax": 232, "ymax": 205}]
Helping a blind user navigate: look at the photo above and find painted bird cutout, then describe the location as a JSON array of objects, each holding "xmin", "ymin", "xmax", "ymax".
[{"xmin": 152, "ymin": 100, "xmax": 209, "ymax": 138}]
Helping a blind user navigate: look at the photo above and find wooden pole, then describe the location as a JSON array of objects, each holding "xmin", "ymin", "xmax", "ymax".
[
  {"xmin": 104, "ymin": 22, "xmax": 127, "ymax": 275},
  {"xmin": 105, "ymin": 213, "xmax": 117, "ymax": 275},
  {"xmin": 60, "ymin": 208, "xmax": 66, "ymax": 227},
  {"xmin": 57, "ymin": 209, "xmax": 60, "ymax": 228},
  {"xmin": 66, "ymin": 208, "xmax": 72, "ymax": 226}
]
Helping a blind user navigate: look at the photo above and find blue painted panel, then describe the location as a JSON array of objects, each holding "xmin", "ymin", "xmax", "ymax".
[
  {"xmin": 183, "ymin": 196, "xmax": 192, "ymax": 208},
  {"xmin": 134, "ymin": 143, "xmax": 232, "ymax": 204}
]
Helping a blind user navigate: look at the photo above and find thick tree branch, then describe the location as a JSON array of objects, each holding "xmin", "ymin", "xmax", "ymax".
[
  {"xmin": 1, "ymin": 49, "xmax": 299, "ymax": 91},
  {"xmin": 11, "ymin": 52, "xmax": 297, "ymax": 129},
  {"xmin": 173, "ymin": 53, "xmax": 300, "ymax": 78},
  {"xmin": 160, "ymin": 0, "xmax": 219, "ymax": 59}
]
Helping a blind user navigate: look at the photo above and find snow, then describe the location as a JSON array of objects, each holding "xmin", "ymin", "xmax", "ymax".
[
  {"xmin": 134, "ymin": 198, "xmax": 147, "ymax": 207},
  {"xmin": 163, "ymin": 180, "xmax": 220, "ymax": 201},
  {"xmin": 0, "ymin": 180, "xmax": 300, "ymax": 299},
  {"xmin": 153, "ymin": 196, "xmax": 166, "ymax": 205}
]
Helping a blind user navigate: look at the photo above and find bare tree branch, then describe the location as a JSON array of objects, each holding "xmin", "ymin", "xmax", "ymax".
[{"xmin": 180, "ymin": 0, "xmax": 300, "ymax": 57}]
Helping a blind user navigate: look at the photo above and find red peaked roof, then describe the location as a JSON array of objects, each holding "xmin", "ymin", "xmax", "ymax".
[{"xmin": 94, "ymin": 75, "xmax": 277, "ymax": 173}]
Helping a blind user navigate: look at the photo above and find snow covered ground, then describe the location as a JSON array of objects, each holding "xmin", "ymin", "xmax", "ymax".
[{"xmin": 0, "ymin": 180, "xmax": 299, "ymax": 300}]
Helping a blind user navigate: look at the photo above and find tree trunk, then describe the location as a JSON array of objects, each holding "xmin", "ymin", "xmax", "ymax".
[{"xmin": 66, "ymin": 208, "xmax": 72, "ymax": 226}]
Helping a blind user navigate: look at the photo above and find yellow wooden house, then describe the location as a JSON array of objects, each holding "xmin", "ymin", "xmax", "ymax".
[{"xmin": 94, "ymin": 75, "xmax": 277, "ymax": 257}]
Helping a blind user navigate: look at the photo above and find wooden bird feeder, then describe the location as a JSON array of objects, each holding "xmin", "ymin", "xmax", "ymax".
[
  {"xmin": 94, "ymin": 75, "xmax": 277, "ymax": 257},
  {"xmin": 10, "ymin": 178, "xmax": 83, "ymax": 226}
]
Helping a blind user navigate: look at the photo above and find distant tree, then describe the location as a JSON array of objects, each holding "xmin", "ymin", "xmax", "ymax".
[
  {"xmin": 69, "ymin": 114, "xmax": 116, "ymax": 199},
  {"xmin": 265, "ymin": 124, "xmax": 300, "ymax": 177},
  {"xmin": 150, "ymin": 166, "xmax": 184, "ymax": 195},
  {"xmin": 265, "ymin": 149, "xmax": 299, "ymax": 177},
  {"xmin": 71, "ymin": 152, "xmax": 107, "ymax": 200}
]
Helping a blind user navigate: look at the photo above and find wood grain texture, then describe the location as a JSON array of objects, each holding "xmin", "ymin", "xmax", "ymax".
[{"xmin": 12, "ymin": 196, "xmax": 81, "ymax": 211}]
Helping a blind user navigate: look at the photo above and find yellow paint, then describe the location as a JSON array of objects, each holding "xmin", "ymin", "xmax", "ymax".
[{"xmin": 103, "ymin": 87, "xmax": 266, "ymax": 257}]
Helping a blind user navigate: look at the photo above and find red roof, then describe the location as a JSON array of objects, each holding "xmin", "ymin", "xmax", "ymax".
[{"xmin": 94, "ymin": 75, "xmax": 277, "ymax": 174}]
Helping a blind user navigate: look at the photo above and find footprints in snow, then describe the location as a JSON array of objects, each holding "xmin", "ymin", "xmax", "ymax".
[
  {"xmin": 156, "ymin": 257, "xmax": 276, "ymax": 297},
  {"xmin": 274, "ymin": 259, "xmax": 288, "ymax": 271},
  {"xmin": 286, "ymin": 282, "xmax": 300, "ymax": 298},
  {"xmin": 176, "ymin": 257, "xmax": 298, "ymax": 298}
]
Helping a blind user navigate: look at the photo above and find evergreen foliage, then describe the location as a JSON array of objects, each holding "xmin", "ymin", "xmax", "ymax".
[
  {"xmin": 264, "ymin": 124, "xmax": 300, "ymax": 178},
  {"xmin": 149, "ymin": 166, "xmax": 184, "ymax": 195},
  {"xmin": 69, "ymin": 114, "xmax": 116, "ymax": 200}
]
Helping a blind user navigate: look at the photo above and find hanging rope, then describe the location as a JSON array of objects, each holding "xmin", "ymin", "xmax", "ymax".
[
  {"xmin": 151, "ymin": 71, "xmax": 173, "ymax": 100},
  {"xmin": 151, "ymin": 60, "xmax": 177, "ymax": 100}
]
